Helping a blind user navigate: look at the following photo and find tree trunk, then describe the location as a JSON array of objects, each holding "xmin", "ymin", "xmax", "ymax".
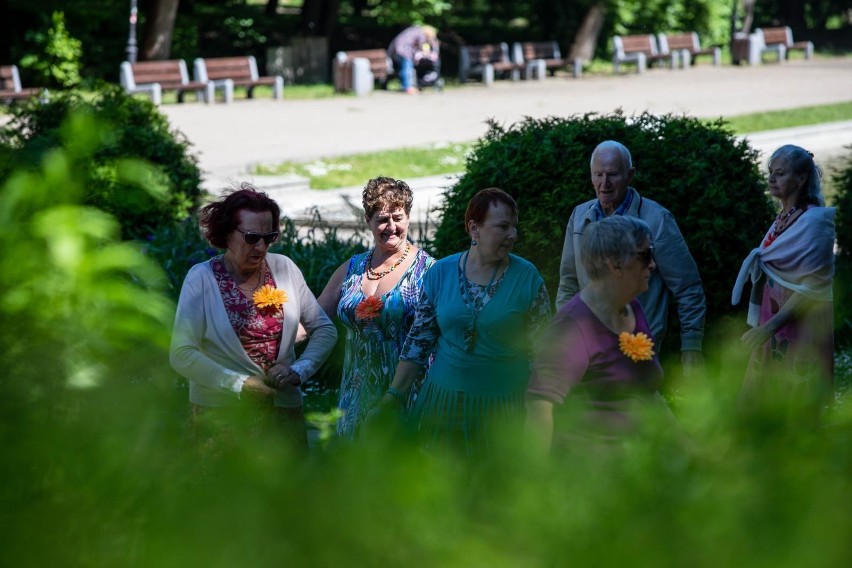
[
  {"xmin": 778, "ymin": 0, "xmax": 807, "ymax": 32},
  {"xmin": 741, "ymin": 0, "xmax": 756, "ymax": 34},
  {"xmin": 298, "ymin": 0, "xmax": 339, "ymax": 37},
  {"xmin": 265, "ymin": 0, "xmax": 279, "ymax": 17},
  {"xmin": 569, "ymin": 3, "xmax": 607, "ymax": 62},
  {"xmin": 141, "ymin": 0, "xmax": 180, "ymax": 60}
]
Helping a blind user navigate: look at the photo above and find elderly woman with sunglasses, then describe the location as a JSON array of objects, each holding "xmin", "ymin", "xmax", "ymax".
[
  {"xmin": 170, "ymin": 184, "xmax": 337, "ymax": 453},
  {"xmin": 526, "ymin": 216, "xmax": 664, "ymax": 454}
]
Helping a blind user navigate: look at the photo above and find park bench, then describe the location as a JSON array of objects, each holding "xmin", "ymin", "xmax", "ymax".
[
  {"xmin": 120, "ymin": 59, "xmax": 215, "ymax": 105},
  {"xmin": 657, "ymin": 32, "xmax": 721, "ymax": 67},
  {"xmin": 0, "ymin": 64, "xmax": 44, "ymax": 104},
  {"xmin": 458, "ymin": 43, "xmax": 522, "ymax": 84},
  {"xmin": 512, "ymin": 41, "xmax": 582, "ymax": 79},
  {"xmin": 193, "ymin": 56, "xmax": 283, "ymax": 102},
  {"xmin": 332, "ymin": 49, "xmax": 392, "ymax": 96},
  {"xmin": 612, "ymin": 34, "xmax": 677, "ymax": 73},
  {"xmin": 755, "ymin": 26, "xmax": 814, "ymax": 62}
]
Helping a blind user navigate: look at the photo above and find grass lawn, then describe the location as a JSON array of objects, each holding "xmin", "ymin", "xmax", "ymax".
[{"xmin": 253, "ymin": 100, "xmax": 852, "ymax": 189}]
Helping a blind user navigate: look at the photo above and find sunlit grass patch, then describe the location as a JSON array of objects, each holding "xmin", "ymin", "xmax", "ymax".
[{"xmin": 254, "ymin": 142, "xmax": 472, "ymax": 189}]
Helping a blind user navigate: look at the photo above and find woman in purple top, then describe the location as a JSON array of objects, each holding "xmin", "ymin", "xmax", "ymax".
[{"xmin": 526, "ymin": 215, "xmax": 664, "ymax": 453}]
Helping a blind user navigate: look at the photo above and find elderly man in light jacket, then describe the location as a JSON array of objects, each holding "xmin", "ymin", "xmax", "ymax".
[{"xmin": 556, "ymin": 140, "xmax": 706, "ymax": 370}]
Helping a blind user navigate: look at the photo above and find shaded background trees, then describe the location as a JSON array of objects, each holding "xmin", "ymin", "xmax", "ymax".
[{"xmin": 1, "ymin": 1, "xmax": 850, "ymax": 87}]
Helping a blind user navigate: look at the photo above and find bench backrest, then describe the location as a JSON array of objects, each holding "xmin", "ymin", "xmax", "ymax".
[
  {"xmin": 0, "ymin": 65, "xmax": 23, "ymax": 92},
  {"xmin": 514, "ymin": 41, "xmax": 561, "ymax": 62},
  {"xmin": 757, "ymin": 26, "xmax": 794, "ymax": 47},
  {"xmin": 336, "ymin": 49, "xmax": 391, "ymax": 79},
  {"xmin": 128, "ymin": 60, "xmax": 189, "ymax": 87},
  {"xmin": 661, "ymin": 32, "xmax": 699, "ymax": 52},
  {"xmin": 198, "ymin": 56, "xmax": 258, "ymax": 81},
  {"xmin": 461, "ymin": 43, "xmax": 511, "ymax": 66},
  {"xmin": 615, "ymin": 34, "xmax": 659, "ymax": 57}
]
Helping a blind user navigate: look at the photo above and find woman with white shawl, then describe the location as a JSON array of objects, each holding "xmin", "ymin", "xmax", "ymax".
[{"xmin": 732, "ymin": 145, "xmax": 835, "ymax": 398}]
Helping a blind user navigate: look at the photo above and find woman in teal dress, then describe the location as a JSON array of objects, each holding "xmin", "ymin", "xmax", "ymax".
[
  {"xmin": 318, "ymin": 177, "xmax": 434, "ymax": 437},
  {"xmin": 376, "ymin": 188, "xmax": 552, "ymax": 456}
]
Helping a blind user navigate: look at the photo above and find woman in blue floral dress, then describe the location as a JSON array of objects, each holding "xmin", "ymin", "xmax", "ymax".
[{"xmin": 318, "ymin": 177, "xmax": 435, "ymax": 437}]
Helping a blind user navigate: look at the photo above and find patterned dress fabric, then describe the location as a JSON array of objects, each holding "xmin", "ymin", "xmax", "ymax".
[
  {"xmin": 401, "ymin": 252, "xmax": 552, "ymax": 457},
  {"xmin": 336, "ymin": 248, "xmax": 435, "ymax": 437}
]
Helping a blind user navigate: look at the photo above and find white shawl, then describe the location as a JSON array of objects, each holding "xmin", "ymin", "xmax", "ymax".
[{"xmin": 732, "ymin": 207, "xmax": 835, "ymax": 327}]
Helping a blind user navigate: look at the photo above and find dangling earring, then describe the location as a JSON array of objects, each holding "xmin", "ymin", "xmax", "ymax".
[{"xmin": 471, "ymin": 239, "xmax": 477, "ymax": 247}]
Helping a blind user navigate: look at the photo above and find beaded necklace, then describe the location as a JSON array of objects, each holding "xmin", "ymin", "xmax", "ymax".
[
  {"xmin": 365, "ymin": 243, "xmax": 411, "ymax": 281},
  {"xmin": 763, "ymin": 206, "xmax": 799, "ymax": 248}
]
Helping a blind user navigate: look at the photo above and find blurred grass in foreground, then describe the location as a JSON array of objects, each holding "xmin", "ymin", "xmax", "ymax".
[{"xmin": 2, "ymin": 110, "xmax": 852, "ymax": 567}]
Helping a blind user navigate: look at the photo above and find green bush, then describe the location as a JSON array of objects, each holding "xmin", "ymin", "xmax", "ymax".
[
  {"xmin": 832, "ymin": 144, "xmax": 852, "ymax": 344},
  {"xmin": 0, "ymin": 85, "xmax": 203, "ymax": 240},
  {"xmin": 2, "ymin": 110, "xmax": 852, "ymax": 567},
  {"xmin": 432, "ymin": 112, "xmax": 773, "ymax": 352},
  {"xmin": 19, "ymin": 11, "xmax": 82, "ymax": 89}
]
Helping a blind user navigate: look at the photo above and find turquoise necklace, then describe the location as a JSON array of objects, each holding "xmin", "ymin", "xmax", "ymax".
[{"xmin": 461, "ymin": 251, "xmax": 501, "ymax": 352}]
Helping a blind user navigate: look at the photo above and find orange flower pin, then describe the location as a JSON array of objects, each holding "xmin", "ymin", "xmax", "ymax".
[
  {"xmin": 355, "ymin": 296, "xmax": 384, "ymax": 320},
  {"xmin": 253, "ymin": 285, "xmax": 288, "ymax": 310},
  {"xmin": 618, "ymin": 332, "xmax": 655, "ymax": 363}
]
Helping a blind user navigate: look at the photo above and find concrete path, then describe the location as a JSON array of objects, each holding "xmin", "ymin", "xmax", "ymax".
[{"xmin": 159, "ymin": 57, "xmax": 852, "ymax": 224}]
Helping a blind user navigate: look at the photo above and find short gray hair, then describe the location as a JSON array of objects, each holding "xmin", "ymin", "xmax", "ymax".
[
  {"xmin": 581, "ymin": 216, "xmax": 652, "ymax": 280},
  {"xmin": 590, "ymin": 140, "xmax": 633, "ymax": 169}
]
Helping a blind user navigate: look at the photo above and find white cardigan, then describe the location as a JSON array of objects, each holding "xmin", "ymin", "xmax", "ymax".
[{"xmin": 170, "ymin": 253, "xmax": 337, "ymax": 408}]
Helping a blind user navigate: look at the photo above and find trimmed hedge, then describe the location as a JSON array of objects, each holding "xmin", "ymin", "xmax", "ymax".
[
  {"xmin": 0, "ymin": 85, "xmax": 203, "ymax": 240},
  {"xmin": 432, "ymin": 111, "xmax": 773, "ymax": 351},
  {"xmin": 832, "ymin": 144, "xmax": 852, "ymax": 343}
]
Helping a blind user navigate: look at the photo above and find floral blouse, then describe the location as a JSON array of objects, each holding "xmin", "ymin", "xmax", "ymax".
[{"xmin": 211, "ymin": 256, "xmax": 283, "ymax": 373}]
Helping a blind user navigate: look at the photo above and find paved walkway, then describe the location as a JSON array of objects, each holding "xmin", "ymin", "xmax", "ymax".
[{"xmin": 159, "ymin": 57, "xmax": 852, "ymax": 223}]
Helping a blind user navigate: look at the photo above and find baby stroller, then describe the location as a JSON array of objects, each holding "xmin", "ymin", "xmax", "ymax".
[{"xmin": 414, "ymin": 51, "xmax": 444, "ymax": 91}]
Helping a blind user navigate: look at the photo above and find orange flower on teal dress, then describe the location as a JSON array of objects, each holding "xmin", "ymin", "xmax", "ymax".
[
  {"xmin": 253, "ymin": 285, "xmax": 288, "ymax": 311},
  {"xmin": 355, "ymin": 296, "xmax": 384, "ymax": 320},
  {"xmin": 618, "ymin": 331, "xmax": 655, "ymax": 363}
]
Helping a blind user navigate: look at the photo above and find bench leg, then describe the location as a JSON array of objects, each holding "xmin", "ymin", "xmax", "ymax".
[
  {"xmin": 273, "ymin": 77, "xmax": 284, "ymax": 100},
  {"xmin": 572, "ymin": 57, "xmax": 583, "ymax": 78},
  {"xmin": 483, "ymin": 63, "xmax": 494, "ymax": 86},
  {"xmin": 351, "ymin": 58, "xmax": 374, "ymax": 96}
]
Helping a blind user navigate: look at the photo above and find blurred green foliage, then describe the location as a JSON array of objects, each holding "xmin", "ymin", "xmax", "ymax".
[
  {"xmin": 0, "ymin": 86, "xmax": 203, "ymax": 240},
  {"xmin": 19, "ymin": 11, "xmax": 83, "ymax": 89},
  {"xmin": 2, "ymin": 99, "xmax": 852, "ymax": 568},
  {"xmin": 432, "ymin": 111, "xmax": 773, "ymax": 358}
]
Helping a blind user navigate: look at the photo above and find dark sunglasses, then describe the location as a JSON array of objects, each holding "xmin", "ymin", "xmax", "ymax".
[
  {"xmin": 236, "ymin": 228, "xmax": 279, "ymax": 245},
  {"xmin": 635, "ymin": 245, "xmax": 655, "ymax": 266}
]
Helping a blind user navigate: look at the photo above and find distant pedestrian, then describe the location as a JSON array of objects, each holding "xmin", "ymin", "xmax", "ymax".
[{"xmin": 388, "ymin": 24, "xmax": 440, "ymax": 94}]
